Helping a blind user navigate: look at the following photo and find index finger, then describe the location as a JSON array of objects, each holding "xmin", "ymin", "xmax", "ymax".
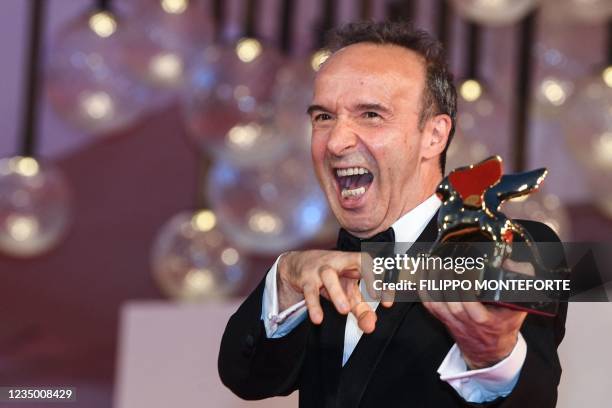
[{"xmin": 330, "ymin": 251, "xmax": 362, "ymax": 277}]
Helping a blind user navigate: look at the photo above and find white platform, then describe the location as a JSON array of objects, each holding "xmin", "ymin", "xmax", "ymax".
[
  {"xmin": 114, "ymin": 300, "xmax": 612, "ymax": 408},
  {"xmin": 113, "ymin": 301, "xmax": 297, "ymax": 408}
]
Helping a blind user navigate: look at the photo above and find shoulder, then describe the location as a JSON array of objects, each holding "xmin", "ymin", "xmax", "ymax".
[{"xmin": 513, "ymin": 219, "xmax": 562, "ymax": 243}]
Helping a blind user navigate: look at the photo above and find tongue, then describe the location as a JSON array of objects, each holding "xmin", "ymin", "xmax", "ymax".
[{"xmin": 343, "ymin": 173, "xmax": 374, "ymax": 189}]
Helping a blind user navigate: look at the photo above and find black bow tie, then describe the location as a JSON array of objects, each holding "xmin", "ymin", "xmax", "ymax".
[{"xmin": 336, "ymin": 227, "xmax": 395, "ymax": 252}]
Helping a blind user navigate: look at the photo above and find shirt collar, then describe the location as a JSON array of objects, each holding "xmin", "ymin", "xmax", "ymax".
[{"xmin": 391, "ymin": 194, "xmax": 441, "ymax": 243}]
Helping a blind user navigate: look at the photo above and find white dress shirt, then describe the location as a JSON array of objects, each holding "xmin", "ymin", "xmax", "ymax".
[{"xmin": 260, "ymin": 194, "xmax": 526, "ymax": 403}]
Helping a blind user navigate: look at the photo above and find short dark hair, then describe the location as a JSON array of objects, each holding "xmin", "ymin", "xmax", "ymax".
[{"xmin": 325, "ymin": 21, "xmax": 457, "ymax": 173}]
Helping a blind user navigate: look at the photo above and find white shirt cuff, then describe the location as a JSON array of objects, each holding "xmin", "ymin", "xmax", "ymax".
[
  {"xmin": 261, "ymin": 254, "xmax": 307, "ymax": 338},
  {"xmin": 437, "ymin": 332, "xmax": 527, "ymax": 403}
]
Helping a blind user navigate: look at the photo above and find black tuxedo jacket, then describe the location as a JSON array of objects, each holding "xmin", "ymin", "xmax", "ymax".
[{"xmin": 218, "ymin": 218, "xmax": 567, "ymax": 407}]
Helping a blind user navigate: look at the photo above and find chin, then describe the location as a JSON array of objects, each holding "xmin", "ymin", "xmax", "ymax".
[{"xmin": 335, "ymin": 209, "xmax": 381, "ymax": 235}]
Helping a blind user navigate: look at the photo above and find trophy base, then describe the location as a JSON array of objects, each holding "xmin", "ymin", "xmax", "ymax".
[
  {"xmin": 481, "ymin": 301, "xmax": 559, "ymax": 317},
  {"xmin": 477, "ymin": 265, "xmax": 561, "ymax": 317}
]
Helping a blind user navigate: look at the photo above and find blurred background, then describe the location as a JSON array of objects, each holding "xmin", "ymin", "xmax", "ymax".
[{"xmin": 0, "ymin": 0, "xmax": 611, "ymax": 407}]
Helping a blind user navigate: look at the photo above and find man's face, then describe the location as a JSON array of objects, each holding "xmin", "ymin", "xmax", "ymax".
[{"xmin": 309, "ymin": 43, "xmax": 436, "ymax": 237}]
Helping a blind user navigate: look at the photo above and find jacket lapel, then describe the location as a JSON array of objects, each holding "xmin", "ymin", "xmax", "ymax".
[
  {"xmin": 335, "ymin": 213, "xmax": 439, "ymax": 407},
  {"xmin": 318, "ymin": 297, "xmax": 348, "ymax": 407}
]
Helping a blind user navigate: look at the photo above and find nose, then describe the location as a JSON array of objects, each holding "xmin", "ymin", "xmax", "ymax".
[{"xmin": 326, "ymin": 119, "xmax": 358, "ymax": 157}]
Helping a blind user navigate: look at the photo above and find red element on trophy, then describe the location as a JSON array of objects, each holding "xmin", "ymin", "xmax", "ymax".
[{"xmin": 431, "ymin": 156, "xmax": 568, "ymax": 316}]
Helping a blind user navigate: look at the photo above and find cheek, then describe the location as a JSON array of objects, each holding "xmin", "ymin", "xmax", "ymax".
[
  {"xmin": 310, "ymin": 135, "xmax": 328, "ymax": 177},
  {"xmin": 367, "ymin": 130, "xmax": 413, "ymax": 168},
  {"xmin": 372, "ymin": 136, "xmax": 418, "ymax": 189}
]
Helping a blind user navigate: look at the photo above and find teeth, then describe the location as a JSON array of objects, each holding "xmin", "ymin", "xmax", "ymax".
[
  {"xmin": 341, "ymin": 186, "xmax": 366, "ymax": 198},
  {"xmin": 335, "ymin": 167, "xmax": 369, "ymax": 177}
]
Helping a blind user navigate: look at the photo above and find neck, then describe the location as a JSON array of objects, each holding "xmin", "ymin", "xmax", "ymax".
[{"xmin": 394, "ymin": 165, "xmax": 441, "ymax": 226}]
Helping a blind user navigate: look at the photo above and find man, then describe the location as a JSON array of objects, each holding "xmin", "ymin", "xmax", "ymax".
[{"xmin": 218, "ymin": 21, "xmax": 566, "ymax": 407}]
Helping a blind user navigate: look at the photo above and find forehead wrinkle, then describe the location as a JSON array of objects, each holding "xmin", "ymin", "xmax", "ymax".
[
  {"xmin": 314, "ymin": 71, "xmax": 397, "ymax": 110},
  {"xmin": 313, "ymin": 46, "xmax": 425, "ymax": 112}
]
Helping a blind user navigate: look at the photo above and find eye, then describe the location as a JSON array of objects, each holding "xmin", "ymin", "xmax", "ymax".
[
  {"xmin": 313, "ymin": 113, "xmax": 332, "ymax": 121},
  {"xmin": 363, "ymin": 111, "xmax": 381, "ymax": 119}
]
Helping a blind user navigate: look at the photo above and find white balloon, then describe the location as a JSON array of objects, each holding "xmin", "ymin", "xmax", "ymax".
[
  {"xmin": 451, "ymin": 0, "xmax": 541, "ymax": 26},
  {"xmin": 207, "ymin": 148, "xmax": 329, "ymax": 254},
  {"xmin": 563, "ymin": 73, "xmax": 612, "ymax": 172},
  {"xmin": 503, "ymin": 193, "xmax": 572, "ymax": 240},
  {"xmin": 121, "ymin": 0, "xmax": 214, "ymax": 92},
  {"xmin": 562, "ymin": 72, "xmax": 612, "ymax": 220},
  {"xmin": 151, "ymin": 209, "xmax": 247, "ymax": 301},
  {"xmin": 447, "ymin": 83, "xmax": 506, "ymax": 173},
  {"xmin": 183, "ymin": 42, "xmax": 298, "ymax": 165},
  {"xmin": 0, "ymin": 157, "xmax": 72, "ymax": 258},
  {"xmin": 45, "ymin": 10, "xmax": 154, "ymax": 134},
  {"xmin": 542, "ymin": 0, "xmax": 612, "ymax": 23},
  {"xmin": 184, "ymin": 48, "xmax": 316, "ymax": 166},
  {"xmin": 592, "ymin": 184, "xmax": 612, "ymax": 220}
]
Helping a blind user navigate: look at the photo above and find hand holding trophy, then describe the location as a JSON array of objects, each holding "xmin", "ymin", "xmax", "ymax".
[{"xmin": 430, "ymin": 156, "xmax": 570, "ymax": 317}]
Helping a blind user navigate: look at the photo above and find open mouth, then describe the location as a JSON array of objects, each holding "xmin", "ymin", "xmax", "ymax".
[{"xmin": 333, "ymin": 166, "xmax": 374, "ymax": 200}]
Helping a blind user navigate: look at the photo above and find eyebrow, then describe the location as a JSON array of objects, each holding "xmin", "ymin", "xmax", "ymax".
[
  {"xmin": 353, "ymin": 103, "xmax": 392, "ymax": 115},
  {"xmin": 306, "ymin": 103, "xmax": 392, "ymax": 115},
  {"xmin": 306, "ymin": 104, "xmax": 328, "ymax": 115}
]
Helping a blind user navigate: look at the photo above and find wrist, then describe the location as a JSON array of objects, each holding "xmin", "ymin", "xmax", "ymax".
[
  {"xmin": 277, "ymin": 252, "xmax": 303, "ymax": 311},
  {"xmin": 462, "ymin": 335, "xmax": 518, "ymax": 370}
]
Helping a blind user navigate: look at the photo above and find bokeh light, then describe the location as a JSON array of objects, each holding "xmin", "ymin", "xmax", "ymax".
[
  {"xmin": 161, "ymin": 0, "xmax": 189, "ymax": 14},
  {"xmin": 503, "ymin": 192, "xmax": 572, "ymax": 240},
  {"xmin": 563, "ymin": 73, "xmax": 612, "ymax": 172},
  {"xmin": 446, "ymin": 83, "xmax": 506, "ymax": 172},
  {"xmin": 120, "ymin": 0, "xmax": 213, "ymax": 92},
  {"xmin": 88, "ymin": 10, "xmax": 117, "ymax": 38},
  {"xmin": 183, "ymin": 42, "xmax": 299, "ymax": 164},
  {"xmin": 207, "ymin": 149, "xmax": 328, "ymax": 254},
  {"xmin": 459, "ymin": 79, "xmax": 483, "ymax": 102},
  {"xmin": 450, "ymin": 0, "xmax": 540, "ymax": 26},
  {"xmin": 151, "ymin": 209, "xmax": 247, "ymax": 301},
  {"xmin": 0, "ymin": 157, "xmax": 72, "ymax": 257},
  {"xmin": 235, "ymin": 38, "xmax": 263, "ymax": 63},
  {"xmin": 602, "ymin": 66, "xmax": 612, "ymax": 88},
  {"xmin": 46, "ymin": 10, "xmax": 153, "ymax": 134},
  {"xmin": 544, "ymin": 0, "xmax": 612, "ymax": 23}
]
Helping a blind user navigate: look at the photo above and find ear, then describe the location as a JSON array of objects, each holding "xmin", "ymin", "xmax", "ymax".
[{"xmin": 421, "ymin": 113, "xmax": 452, "ymax": 161}]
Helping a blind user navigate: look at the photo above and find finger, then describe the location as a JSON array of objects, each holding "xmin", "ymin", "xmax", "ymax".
[
  {"xmin": 417, "ymin": 258, "xmax": 440, "ymax": 304},
  {"xmin": 446, "ymin": 302, "xmax": 471, "ymax": 324},
  {"xmin": 320, "ymin": 265, "xmax": 350, "ymax": 314},
  {"xmin": 359, "ymin": 252, "xmax": 379, "ymax": 301},
  {"xmin": 358, "ymin": 251, "xmax": 396, "ymax": 307},
  {"xmin": 416, "ymin": 257, "xmax": 454, "ymax": 323},
  {"xmin": 503, "ymin": 259, "xmax": 535, "ymax": 277},
  {"xmin": 353, "ymin": 303, "xmax": 377, "ymax": 334},
  {"xmin": 462, "ymin": 301, "xmax": 492, "ymax": 325},
  {"xmin": 418, "ymin": 264, "xmax": 441, "ymax": 315},
  {"xmin": 380, "ymin": 265, "xmax": 397, "ymax": 308},
  {"xmin": 349, "ymin": 285, "xmax": 377, "ymax": 334},
  {"xmin": 333, "ymin": 251, "xmax": 362, "ymax": 275},
  {"xmin": 442, "ymin": 262, "xmax": 473, "ymax": 320},
  {"xmin": 460, "ymin": 267, "xmax": 481, "ymax": 303},
  {"xmin": 417, "ymin": 277, "xmax": 434, "ymax": 303},
  {"xmin": 320, "ymin": 287, "xmax": 330, "ymax": 300},
  {"xmin": 484, "ymin": 303, "xmax": 527, "ymax": 321},
  {"xmin": 381, "ymin": 297, "xmax": 395, "ymax": 308},
  {"xmin": 303, "ymin": 281, "xmax": 323, "ymax": 325}
]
